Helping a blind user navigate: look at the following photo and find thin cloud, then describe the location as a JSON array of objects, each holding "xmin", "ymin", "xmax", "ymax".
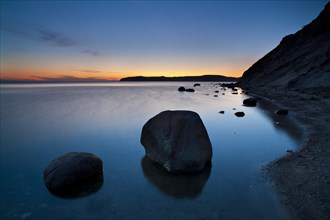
[
  {"xmin": 34, "ymin": 27, "xmax": 77, "ymax": 47},
  {"xmin": 32, "ymin": 75, "xmax": 111, "ymax": 82},
  {"xmin": 75, "ymin": 69, "xmax": 124, "ymax": 76},
  {"xmin": 1, "ymin": 18, "xmax": 78, "ymax": 47},
  {"xmin": 78, "ymin": 69, "xmax": 102, "ymax": 73},
  {"xmin": 1, "ymin": 18, "xmax": 100, "ymax": 56},
  {"xmin": 82, "ymin": 49, "xmax": 101, "ymax": 57}
]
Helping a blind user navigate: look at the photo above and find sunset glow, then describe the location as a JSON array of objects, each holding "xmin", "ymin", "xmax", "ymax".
[{"xmin": 0, "ymin": 1, "xmax": 327, "ymax": 81}]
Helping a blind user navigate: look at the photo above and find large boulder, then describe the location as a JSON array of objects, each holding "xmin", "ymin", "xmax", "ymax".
[
  {"xmin": 44, "ymin": 152, "xmax": 103, "ymax": 192},
  {"xmin": 141, "ymin": 110, "xmax": 212, "ymax": 173}
]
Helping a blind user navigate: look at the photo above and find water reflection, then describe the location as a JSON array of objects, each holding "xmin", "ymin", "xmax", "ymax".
[
  {"xmin": 141, "ymin": 156, "xmax": 211, "ymax": 199},
  {"xmin": 46, "ymin": 173, "xmax": 104, "ymax": 199},
  {"xmin": 253, "ymin": 99, "xmax": 302, "ymax": 142}
]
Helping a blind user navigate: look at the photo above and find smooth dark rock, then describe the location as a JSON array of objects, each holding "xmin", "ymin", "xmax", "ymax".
[
  {"xmin": 243, "ymin": 98, "xmax": 258, "ymax": 107},
  {"xmin": 214, "ymin": 95, "xmax": 218, "ymax": 97},
  {"xmin": 275, "ymin": 109, "xmax": 289, "ymax": 115},
  {"xmin": 141, "ymin": 110, "xmax": 212, "ymax": 173},
  {"xmin": 231, "ymin": 92, "xmax": 238, "ymax": 94},
  {"xmin": 44, "ymin": 152, "xmax": 103, "ymax": 192},
  {"xmin": 214, "ymin": 90, "xmax": 219, "ymax": 93},
  {"xmin": 219, "ymin": 111, "xmax": 225, "ymax": 114},
  {"xmin": 178, "ymin": 86, "xmax": 186, "ymax": 92},
  {"xmin": 235, "ymin": 112, "xmax": 245, "ymax": 117},
  {"xmin": 193, "ymin": 83, "xmax": 201, "ymax": 87}
]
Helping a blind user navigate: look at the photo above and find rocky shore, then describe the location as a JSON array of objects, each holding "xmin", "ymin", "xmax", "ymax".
[
  {"xmin": 249, "ymin": 87, "xmax": 330, "ymax": 220},
  {"xmin": 238, "ymin": 2, "xmax": 330, "ymax": 219}
]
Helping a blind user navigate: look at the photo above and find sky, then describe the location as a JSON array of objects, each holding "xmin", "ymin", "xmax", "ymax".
[{"xmin": 0, "ymin": 0, "xmax": 328, "ymax": 81}]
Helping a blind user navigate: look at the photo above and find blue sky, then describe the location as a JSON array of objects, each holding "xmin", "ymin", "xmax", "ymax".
[{"xmin": 0, "ymin": 0, "xmax": 328, "ymax": 80}]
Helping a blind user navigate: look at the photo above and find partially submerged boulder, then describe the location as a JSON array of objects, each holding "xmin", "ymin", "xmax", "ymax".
[
  {"xmin": 141, "ymin": 110, "xmax": 212, "ymax": 173},
  {"xmin": 185, "ymin": 88, "xmax": 195, "ymax": 92},
  {"xmin": 243, "ymin": 98, "xmax": 258, "ymax": 107},
  {"xmin": 178, "ymin": 86, "xmax": 186, "ymax": 92},
  {"xmin": 44, "ymin": 152, "xmax": 103, "ymax": 192},
  {"xmin": 177, "ymin": 87, "xmax": 195, "ymax": 92},
  {"xmin": 235, "ymin": 112, "xmax": 245, "ymax": 117}
]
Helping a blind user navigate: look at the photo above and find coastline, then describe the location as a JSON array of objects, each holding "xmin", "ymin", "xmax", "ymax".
[{"xmin": 249, "ymin": 87, "xmax": 330, "ymax": 219}]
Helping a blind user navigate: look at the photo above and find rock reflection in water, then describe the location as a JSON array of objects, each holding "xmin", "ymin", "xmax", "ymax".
[
  {"xmin": 141, "ymin": 156, "xmax": 211, "ymax": 199},
  {"xmin": 46, "ymin": 173, "xmax": 104, "ymax": 199}
]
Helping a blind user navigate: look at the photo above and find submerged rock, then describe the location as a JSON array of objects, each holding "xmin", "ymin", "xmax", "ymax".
[
  {"xmin": 243, "ymin": 98, "xmax": 258, "ymax": 107},
  {"xmin": 141, "ymin": 110, "xmax": 212, "ymax": 173},
  {"xmin": 43, "ymin": 152, "xmax": 103, "ymax": 192},
  {"xmin": 234, "ymin": 112, "xmax": 245, "ymax": 117},
  {"xmin": 193, "ymin": 83, "xmax": 201, "ymax": 87}
]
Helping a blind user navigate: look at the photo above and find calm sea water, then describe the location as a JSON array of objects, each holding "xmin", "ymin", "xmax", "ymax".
[{"xmin": 0, "ymin": 82, "xmax": 300, "ymax": 220}]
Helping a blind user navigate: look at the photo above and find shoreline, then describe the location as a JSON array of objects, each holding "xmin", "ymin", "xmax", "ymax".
[{"xmin": 249, "ymin": 87, "xmax": 330, "ymax": 219}]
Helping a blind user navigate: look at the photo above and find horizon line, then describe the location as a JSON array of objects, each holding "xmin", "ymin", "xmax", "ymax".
[{"xmin": 0, "ymin": 74, "xmax": 241, "ymax": 83}]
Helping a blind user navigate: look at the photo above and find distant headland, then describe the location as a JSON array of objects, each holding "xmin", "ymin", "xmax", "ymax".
[{"xmin": 120, "ymin": 75, "xmax": 239, "ymax": 82}]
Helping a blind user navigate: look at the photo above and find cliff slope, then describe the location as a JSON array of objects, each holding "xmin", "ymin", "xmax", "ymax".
[{"xmin": 240, "ymin": 2, "xmax": 330, "ymax": 90}]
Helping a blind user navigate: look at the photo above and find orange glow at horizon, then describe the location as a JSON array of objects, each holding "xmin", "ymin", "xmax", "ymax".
[{"xmin": 0, "ymin": 65, "xmax": 247, "ymax": 81}]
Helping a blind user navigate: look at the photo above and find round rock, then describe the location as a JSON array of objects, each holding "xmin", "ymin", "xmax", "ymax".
[
  {"xmin": 141, "ymin": 110, "xmax": 212, "ymax": 173},
  {"xmin": 43, "ymin": 152, "xmax": 103, "ymax": 191}
]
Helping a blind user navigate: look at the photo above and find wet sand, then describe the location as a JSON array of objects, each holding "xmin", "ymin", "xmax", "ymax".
[{"xmin": 248, "ymin": 87, "xmax": 330, "ymax": 220}]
